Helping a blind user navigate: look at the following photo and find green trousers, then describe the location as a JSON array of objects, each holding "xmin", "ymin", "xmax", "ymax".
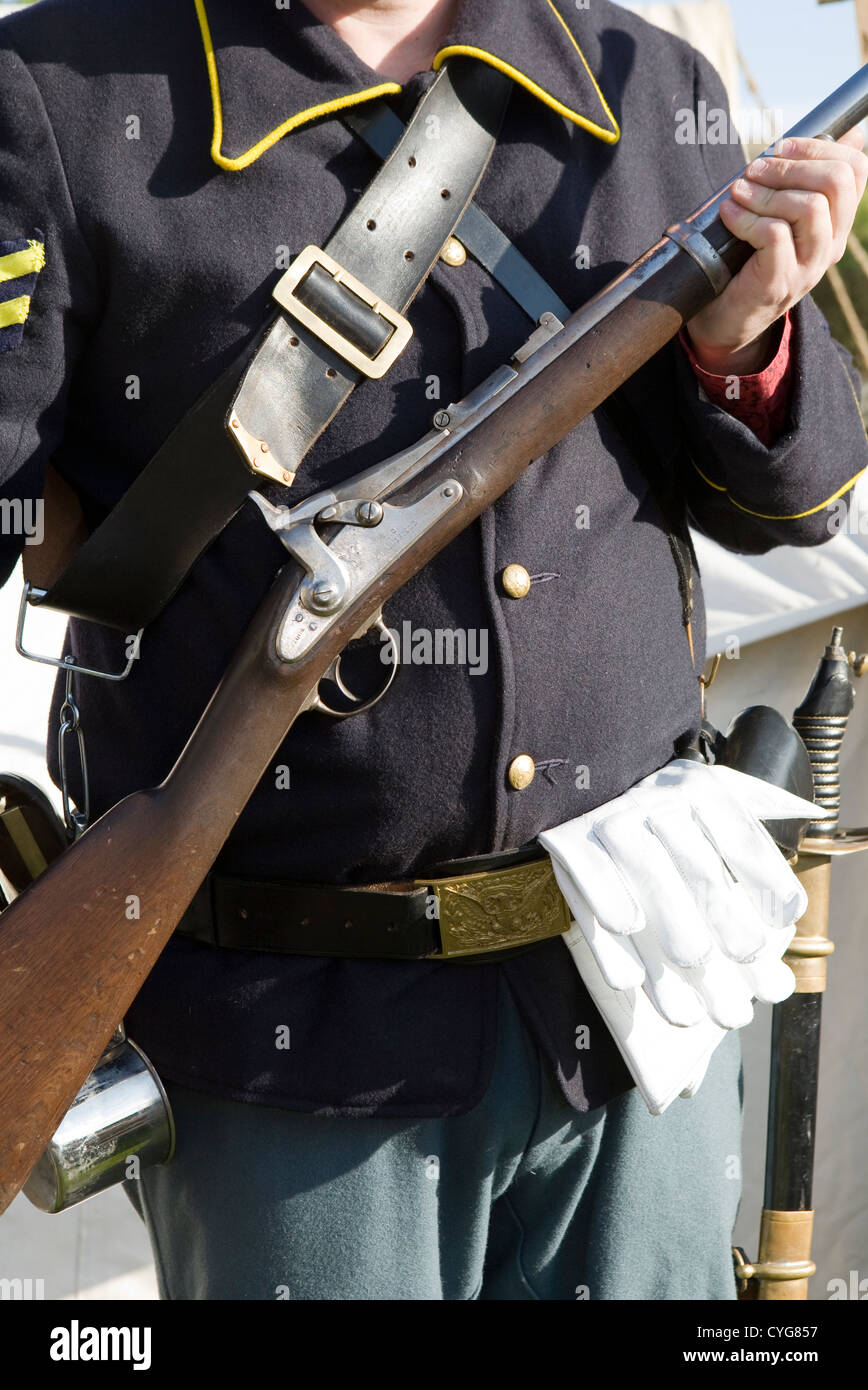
[{"xmin": 126, "ymin": 977, "xmax": 743, "ymax": 1300}]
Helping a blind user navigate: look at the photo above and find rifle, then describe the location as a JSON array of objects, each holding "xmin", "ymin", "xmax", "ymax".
[{"xmin": 2, "ymin": 65, "xmax": 868, "ymax": 1213}]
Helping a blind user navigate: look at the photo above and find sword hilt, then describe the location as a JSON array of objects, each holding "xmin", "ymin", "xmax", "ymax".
[
  {"xmin": 738, "ymin": 627, "xmax": 865, "ymax": 1300},
  {"xmin": 792, "ymin": 627, "xmax": 857, "ymax": 835}
]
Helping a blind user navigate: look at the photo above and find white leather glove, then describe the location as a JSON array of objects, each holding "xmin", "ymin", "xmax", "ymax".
[{"xmin": 539, "ymin": 759, "xmax": 830, "ymax": 1113}]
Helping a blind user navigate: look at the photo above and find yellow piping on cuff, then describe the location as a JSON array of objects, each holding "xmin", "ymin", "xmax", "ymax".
[
  {"xmin": 0, "ymin": 240, "xmax": 45, "ymax": 284},
  {"xmin": 194, "ymin": 0, "xmax": 401, "ymax": 171},
  {"xmin": 692, "ymin": 461, "xmax": 727, "ymax": 493},
  {"xmin": 0, "ymin": 295, "xmax": 31, "ymax": 328},
  {"xmin": 433, "ymin": 3, "xmax": 621, "ymax": 147},
  {"xmin": 691, "ymin": 459, "xmax": 867, "ymax": 520}
]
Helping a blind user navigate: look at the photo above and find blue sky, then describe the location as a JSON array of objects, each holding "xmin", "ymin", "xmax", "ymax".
[{"xmin": 669, "ymin": 0, "xmax": 861, "ymax": 123}]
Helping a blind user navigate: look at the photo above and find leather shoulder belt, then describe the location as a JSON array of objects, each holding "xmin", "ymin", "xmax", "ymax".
[{"xmin": 29, "ymin": 60, "xmax": 514, "ymax": 632}]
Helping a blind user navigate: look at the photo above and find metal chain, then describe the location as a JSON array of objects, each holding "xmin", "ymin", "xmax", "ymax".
[{"xmin": 57, "ymin": 656, "xmax": 90, "ymax": 840}]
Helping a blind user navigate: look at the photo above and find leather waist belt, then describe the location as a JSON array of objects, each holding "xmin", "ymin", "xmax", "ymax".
[{"xmin": 174, "ymin": 849, "xmax": 571, "ymax": 961}]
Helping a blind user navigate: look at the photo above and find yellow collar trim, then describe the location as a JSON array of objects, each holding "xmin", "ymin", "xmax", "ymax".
[
  {"xmin": 194, "ymin": 0, "xmax": 618, "ymax": 172},
  {"xmin": 194, "ymin": 0, "xmax": 401, "ymax": 172},
  {"xmin": 433, "ymin": 0, "xmax": 620, "ymax": 147}
]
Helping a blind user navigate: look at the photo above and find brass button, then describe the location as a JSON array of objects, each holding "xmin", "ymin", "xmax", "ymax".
[
  {"xmin": 501, "ymin": 564, "xmax": 531, "ymax": 599},
  {"xmin": 440, "ymin": 236, "xmax": 467, "ymax": 267},
  {"xmin": 508, "ymin": 755, "xmax": 536, "ymax": 790}
]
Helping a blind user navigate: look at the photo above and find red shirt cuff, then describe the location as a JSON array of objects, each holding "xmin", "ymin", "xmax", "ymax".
[{"xmin": 680, "ymin": 313, "xmax": 794, "ymax": 448}]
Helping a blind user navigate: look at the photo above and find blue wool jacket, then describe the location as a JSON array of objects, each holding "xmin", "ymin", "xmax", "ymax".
[{"xmin": 0, "ymin": 0, "xmax": 865, "ymax": 1116}]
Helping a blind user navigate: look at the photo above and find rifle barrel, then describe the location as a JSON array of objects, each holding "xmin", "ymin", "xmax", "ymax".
[{"xmin": 507, "ymin": 64, "xmax": 868, "ymax": 365}]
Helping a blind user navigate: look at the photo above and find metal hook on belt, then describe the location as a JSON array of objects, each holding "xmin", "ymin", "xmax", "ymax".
[
  {"xmin": 699, "ymin": 652, "xmax": 722, "ymax": 721},
  {"xmin": 57, "ymin": 657, "xmax": 90, "ymax": 839}
]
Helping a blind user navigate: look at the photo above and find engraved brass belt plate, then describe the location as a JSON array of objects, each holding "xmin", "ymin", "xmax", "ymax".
[{"xmin": 419, "ymin": 857, "xmax": 572, "ymax": 959}]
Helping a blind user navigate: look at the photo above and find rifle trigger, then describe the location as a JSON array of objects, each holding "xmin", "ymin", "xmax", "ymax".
[{"xmin": 308, "ymin": 613, "xmax": 398, "ymax": 720}]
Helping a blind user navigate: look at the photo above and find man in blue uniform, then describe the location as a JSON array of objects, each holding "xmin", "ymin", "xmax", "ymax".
[{"xmin": 1, "ymin": 0, "xmax": 866, "ymax": 1298}]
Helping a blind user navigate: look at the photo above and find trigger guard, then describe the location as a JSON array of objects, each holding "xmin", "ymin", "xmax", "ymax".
[
  {"xmin": 310, "ymin": 615, "xmax": 398, "ymax": 720},
  {"xmin": 327, "ymin": 654, "xmax": 362, "ymax": 704}
]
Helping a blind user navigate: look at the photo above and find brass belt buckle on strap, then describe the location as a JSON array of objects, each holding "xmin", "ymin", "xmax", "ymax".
[
  {"xmin": 273, "ymin": 245, "xmax": 413, "ymax": 380},
  {"xmin": 419, "ymin": 857, "xmax": 572, "ymax": 960}
]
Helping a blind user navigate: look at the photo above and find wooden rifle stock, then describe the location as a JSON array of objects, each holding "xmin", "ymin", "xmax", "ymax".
[{"xmin": 3, "ymin": 63, "xmax": 868, "ymax": 1211}]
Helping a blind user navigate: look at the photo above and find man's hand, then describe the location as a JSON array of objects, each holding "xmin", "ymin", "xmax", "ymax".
[{"xmin": 686, "ymin": 127, "xmax": 868, "ymax": 375}]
